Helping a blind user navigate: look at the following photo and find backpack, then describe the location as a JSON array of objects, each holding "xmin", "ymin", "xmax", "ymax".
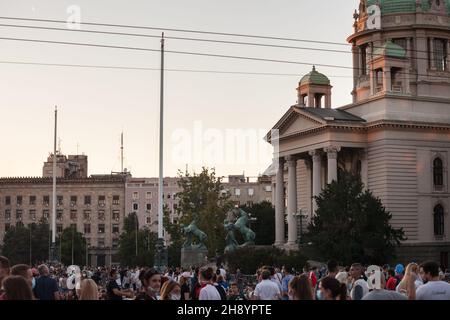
[{"xmin": 214, "ymin": 284, "xmax": 227, "ymax": 300}]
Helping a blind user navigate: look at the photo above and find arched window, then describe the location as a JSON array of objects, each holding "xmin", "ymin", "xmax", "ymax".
[
  {"xmin": 434, "ymin": 204, "xmax": 445, "ymax": 237},
  {"xmin": 433, "ymin": 157, "xmax": 444, "ymax": 189}
]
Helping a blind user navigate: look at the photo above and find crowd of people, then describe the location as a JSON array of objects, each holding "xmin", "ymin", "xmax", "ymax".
[{"xmin": 1, "ymin": 255, "xmax": 450, "ymax": 300}]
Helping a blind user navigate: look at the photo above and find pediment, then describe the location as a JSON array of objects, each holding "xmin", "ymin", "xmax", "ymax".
[{"xmin": 279, "ymin": 110, "xmax": 324, "ymax": 137}]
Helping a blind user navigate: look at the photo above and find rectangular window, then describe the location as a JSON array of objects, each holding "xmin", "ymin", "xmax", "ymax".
[
  {"xmin": 5, "ymin": 196, "xmax": 11, "ymax": 206},
  {"xmin": 146, "ymin": 203, "xmax": 152, "ymax": 211},
  {"xmin": 29, "ymin": 210, "xmax": 36, "ymax": 221},
  {"xmin": 83, "ymin": 210, "xmax": 91, "ymax": 220},
  {"xmin": 57, "ymin": 196, "xmax": 63, "ymax": 206},
  {"xmin": 392, "ymin": 38, "xmax": 407, "ymax": 51},
  {"xmin": 70, "ymin": 210, "xmax": 77, "ymax": 220},
  {"xmin": 132, "ymin": 192, "xmax": 139, "ymax": 200},
  {"xmin": 434, "ymin": 38, "xmax": 448, "ymax": 71},
  {"xmin": 43, "ymin": 210, "xmax": 49, "ymax": 220},
  {"xmin": 265, "ymin": 186, "xmax": 272, "ymax": 192},
  {"xmin": 112, "ymin": 224, "xmax": 119, "ymax": 234},
  {"xmin": 98, "ymin": 239, "xmax": 105, "ymax": 248},
  {"xmin": 248, "ymin": 188, "xmax": 254, "ymax": 196},
  {"xmin": 360, "ymin": 44, "xmax": 369, "ymax": 76},
  {"xmin": 43, "ymin": 196, "xmax": 50, "ymax": 206},
  {"xmin": 29, "ymin": 196, "xmax": 36, "ymax": 206},
  {"xmin": 84, "ymin": 224, "xmax": 91, "ymax": 234},
  {"xmin": 235, "ymin": 188, "xmax": 241, "ymax": 197},
  {"xmin": 57, "ymin": 224, "xmax": 63, "ymax": 234},
  {"xmin": 17, "ymin": 196, "xmax": 23, "ymax": 206},
  {"xmin": 133, "ymin": 203, "xmax": 139, "ymax": 211},
  {"xmin": 145, "ymin": 192, "xmax": 152, "ymax": 200},
  {"xmin": 167, "ymin": 193, "xmax": 171, "ymax": 199},
  {"xmin": 98, "ymin": 210, "xmax": 105, "ymax": 221},
  {"xmin": 113, "ymin": 210, "xmax": 120, "ymax": 221},
  {"xmin": 113, "ymin": 195, "xmax": 120, "ymax": 205},
  {"xmin": 98, "ymin": 224, "xmax": 105, "ymax": 234},
  {"xmin": 84, "ymin": 196, "xmax": 91, "ymax": 205},
  {"xmin": 85, "ymin": 237, "xmax": 91, "ymax": 246},
  {"xmin": 98, "ymin": 196, "xmax": 106, "ymax": 207},
  {"xmin": 70, "ymin": 196, "xmax": 77, "ymax": 207},
  {"xmin": 112, "ymin": 238, "xmax": 119, "ymax": 249},
  {"xmin": 57, "ymin": 210, "xmax": 63, "ymax": 221},
  {"xmin": 5, "ymin": 209, "xmax": 11, "ymax": 221},
  {"xmin": 16, "ymin": 210, "xmax": 23, "ymax": 220},
  {"xmin": 146, "ymin": 217, "xmax": 151, "ymax": 224}
]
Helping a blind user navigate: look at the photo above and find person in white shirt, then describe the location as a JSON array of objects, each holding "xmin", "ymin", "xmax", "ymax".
[
  {"xmin": 416, "ymin": 261, "xmax": 450, "ymax": 300},
  {"xmin": 349, "ymin": 263, "xmax": 369, "ymax": 300},
  {"xmin": 199, "ymin": 267, "xmax": 222, "ymax": 301},
  {"xmin": 253, "ymin": 269, "xmax": 281, "ymax": 300}
]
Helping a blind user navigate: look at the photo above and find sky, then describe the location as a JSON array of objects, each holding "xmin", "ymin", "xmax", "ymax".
[{"xmin": 0, "ymin": 0, "xmax": 358, "ymax": 179}]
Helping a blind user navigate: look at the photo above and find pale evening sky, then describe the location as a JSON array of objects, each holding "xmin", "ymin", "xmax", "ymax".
[{"xmin": 0, "ymin": 0, "xmax": 358, "ymax": 179}]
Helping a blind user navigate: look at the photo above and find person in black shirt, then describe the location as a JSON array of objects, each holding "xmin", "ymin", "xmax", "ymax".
[
  {"xmin": 33, "ymin": 265, "xmax": 60, "ymax": 300},
  {"xmin": 180, "ymin": 275, "xmax": 191, "ymax": 300},
  {"xmin": 107, "ymin": 269, "xmax": 133, "ymax": 300}
]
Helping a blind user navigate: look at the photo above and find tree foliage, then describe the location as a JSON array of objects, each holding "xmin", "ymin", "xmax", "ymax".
[
  {"xmin": 174, "ymin": 168, "xmax": 233, "ymax": 257},
  {"xmin": 57, "ymin": 225, "xmax": 87, "ymax": 266},
  {"xmin": 306, "ymin": 172, "xmax": 406, "ymax": 265},
  {"xmin": 239, "ymin": 201, "xmax": 275, "ymax": 245},
  {"xmin": 1, "ymin": 219, "xmax": 51, "ymax": 265},
  {"xmin": 118, "ymin": 212, "xmax": 158, "ymax": 267}
]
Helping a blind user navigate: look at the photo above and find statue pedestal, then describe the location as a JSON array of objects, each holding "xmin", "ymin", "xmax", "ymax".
[{"xmin": 181, "ymin": 248, "xmax": 208, "ymax": 269}]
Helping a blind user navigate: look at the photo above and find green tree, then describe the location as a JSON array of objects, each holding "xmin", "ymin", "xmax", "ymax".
[
  {"xmin": 175, "ymin": 168, "xmax": 233, "ymax": 257},
  {"xmin": 1, "ymin": 219, "xmax": 51, "ymax": 265},
  {"xmin": 57, "ymin": 225, "xmax": 87, "ymax": 266},
  {"xmin": 306, "ymin": 172, "xmax": 406, "ymax": 265},
  {"xmin": 239, "ymin": 201, "xmax": 275, "ymax": 245},
  {"xmin": 118, "ymin": 212, "xmax": 157, "ymax": 267},
  {"xmin": 163, "ymin": 205, "xmax": 182, "ymax": 267}
]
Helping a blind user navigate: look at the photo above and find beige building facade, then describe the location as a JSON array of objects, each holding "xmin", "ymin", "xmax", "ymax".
[{"xmin": 267, "ymin": 0, "xmax": 450, "ymax": 268}]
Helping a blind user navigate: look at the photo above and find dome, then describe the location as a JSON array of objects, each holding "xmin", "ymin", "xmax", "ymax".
[
  {"xmin": 299, "ymin": 66, "xmax": 330, "ymax": 86},
  {"xmin": 366, "ymin": 0, "xmax": 450, "ymax": 15},
  {"xmin": 373, "ymin": 40, "xmax": 407, "ymax": 58}
]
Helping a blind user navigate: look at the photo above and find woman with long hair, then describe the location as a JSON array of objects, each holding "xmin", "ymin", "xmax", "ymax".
[
  {"xmin": 2, "ymin": 275, "xmax": 34, "ymax": 300},
  {"xmin": 160, "ymin": 280, "xmax": 182, "ymax": 300},
  {"xmin": 288, "ymin": 274, "xmax": 314, "ymax": 300},
  {"xmin": 179, "ymin": 275, "xmax": 191, "ymax": 300},
  {"xmin": 396, "ymin": 263, "xmax": 421, "ymax": 300},
  {"xmin": 319, "ymin": 276, "xmax": 348, "ymax": 300},
  {"xmin": 135, "ymin": 268, "xmax": 161, "ymax": 300},
  {"xmin": 79, "ymin": 279, "xmax": 99, "ymax": 300}
]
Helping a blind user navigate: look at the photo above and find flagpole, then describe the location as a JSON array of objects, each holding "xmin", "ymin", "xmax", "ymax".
[{"xmin": 51, "ymin": 106, "xmax": 58, "ymax": 262}]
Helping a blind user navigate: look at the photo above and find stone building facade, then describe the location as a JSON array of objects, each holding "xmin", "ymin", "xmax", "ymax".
[
  {"xmin": 0, "ymin": 175, "xmax": 126, "ymax": 267},
  {"xmin": 267, "ymin": 0, "xmax": 450, "ymax": 268}
]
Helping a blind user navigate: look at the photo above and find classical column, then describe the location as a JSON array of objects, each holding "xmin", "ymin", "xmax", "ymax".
[
  {"xmin": 324, "ymin": 146, "xmax": 341, "ymax": 184},
  {"xmin": 383, "ymin": 66, "xmax": 392, "ymax": 92},
  {"xmin": 309, "ymin": 150, "xmax": 322, "ymax": 215},
  {"xmin": 286, "ymin": 156, "xmax": 298, "ymax": 246},
  {"xmin": 307, "ymin": 93, "xmax": 315, "ymax": 108},
  {"xmin": 360, "ymin": 149, "xmax": 368, "ymax": 190},
  {"xmin": 274, "ymin": 158, "xmax": 285, "ymax": 246}
]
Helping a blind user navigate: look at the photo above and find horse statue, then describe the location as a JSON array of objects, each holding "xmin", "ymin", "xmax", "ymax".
[
  {"xmin": 181, "ymin": 215, "xmax": 207, "ymax": 250},
  {"xmin": 233, "ymin": 208, "xmax": 256, "ymax": 247}
]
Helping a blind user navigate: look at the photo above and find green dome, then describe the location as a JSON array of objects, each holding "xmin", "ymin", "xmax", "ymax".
[
  {"xmin": 366, "ymin": 0, "xmax": 450, "ymax": 15},
  {"xmin": 299, "ymin": 66, "xmax": 330, "ymax": 86},
  {"xmin": 373, "ymin": 40, "xmax": 407, "ymax": 58}
]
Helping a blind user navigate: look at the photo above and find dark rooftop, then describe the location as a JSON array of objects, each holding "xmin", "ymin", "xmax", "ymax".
[{"xmin": 297, "ymin": 107, "xmax": 366, "ymax": 122}]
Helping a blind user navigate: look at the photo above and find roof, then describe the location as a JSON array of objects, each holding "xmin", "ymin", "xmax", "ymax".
[
  {"xmin": 367, "ymin": 0, "xmax": 450, "ymax": 15},
  {"xmin": 299, "ymin": 66, "xmax": 330, "ymax": 86},
  {"xmin": 373, "ymin": 40, "xmax": 407, "ymax": 59},
  {"xmin": 297, "ymin": 107, "xmax": 366, "ymax": 122}
]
